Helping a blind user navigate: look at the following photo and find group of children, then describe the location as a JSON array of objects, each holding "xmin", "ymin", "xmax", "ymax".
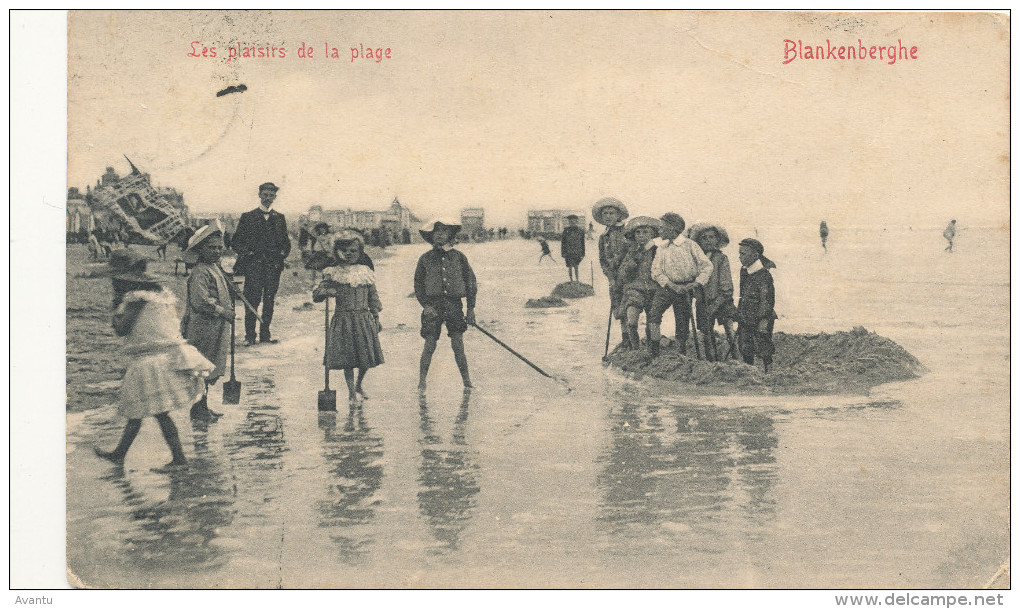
[
  {"xmin": 92, "ymin": 219, "xmax": 477, "ymax": 470},
  {"xmin": 91, "ymin": 199, "xmax": 777, "ymax": 470},
  {"xmin": 594, "ymin": 197, "xmax": 777, "ymax": 370}
]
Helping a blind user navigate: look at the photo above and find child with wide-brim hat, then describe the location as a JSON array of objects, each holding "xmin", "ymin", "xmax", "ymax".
[
  {"xmin": 689, "ymin": 222, "xmax": 738, "ymax": 360},
  {"xmin": 617, "ymin": 216, "xmax": 663, "ymax": 352},
  {"xmin": 414, "ymin": 218, "xmax": 477, "ymax": 390},
  {"xmin": 593, "ymin": 198, "xmax": 633, "ymax": 349},
  {"xmin": 182, "ymin": 224, "xmax": 234, "ymax": 420},
  {"xmin": 93, "ymin": 249, "xmax": 214, "ymax": 471}
]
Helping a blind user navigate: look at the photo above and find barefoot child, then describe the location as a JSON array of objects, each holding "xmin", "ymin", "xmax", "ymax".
[
  {"xmin": 736, "ymin": 238, "xmax": 778, "ymax": 371},
  {"xmin": 94, "ymin": 249, "xmax": 214, "ymax": 470},
  {"xmin": 538, "ymin": 238, "xmax": 554, "ymax": 265},
  {"xmin": 182, "ymin": 225, "xmax": 234, "ymax": 421},
  {"xmin": 415, "ymin": 219, "xmax": 477, "ymax": 390},
  {"xmin": 689, "ymin": 222, "xmax": 739, "ymax": 361},
  {"xmin": 615, "ymin": 216, "xmax": 662, "ymax": 355},
  {"xmin": 313, "ymin": 229, "xmax": 384, "ymax": 402}
]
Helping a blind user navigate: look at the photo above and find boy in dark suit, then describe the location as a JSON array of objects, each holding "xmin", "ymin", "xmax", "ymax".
[
  {"xmin": 736, "ymin": 238, "xmax": 777, "ymax": 371},
  {"xmin": 230, "ymin": 182, "xmax": 292, "ymax": 345}
]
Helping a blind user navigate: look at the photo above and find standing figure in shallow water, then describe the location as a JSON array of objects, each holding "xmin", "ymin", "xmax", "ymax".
[
  {"xmin": 182, "ymin": 225, "xmax": 234, "ymax": 421},
  {"xmin": 415, "ymin": 219, "xmax": 477, "ymax": 390},
  {"xmin": 819, "ymin": 220, "xmax": 829, "ymax": 252},
  {"xmin": 560, "ymin": 214, "xmax": 586, "ymax": 282},
  {"xmin": 94, "ymin": 249, "xmax": 214, "ymax": 470},
  {"xmin": 943, "ymin": 219, "xmax": 956, "ymax": 253},
  {"xmin": 313, "ymin": 229, "xmax": 384, "ymax": 403}
]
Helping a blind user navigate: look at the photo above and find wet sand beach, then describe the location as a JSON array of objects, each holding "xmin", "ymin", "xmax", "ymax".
[{"xmin": 66, "ymin": 227, "xmax": 1009, "ymax": 588}]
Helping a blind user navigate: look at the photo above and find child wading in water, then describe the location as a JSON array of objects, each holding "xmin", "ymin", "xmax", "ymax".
[
  {"xmin": 415, "ymin": 219, "xmax": 477, "ymax": 390},
  {"xmin": 313, "ymin": 229, "xmax": 384, "ymax": 403},
  {"xmin": 94, "ymin": 249, "xmax": 214, "ymax": 470},
  {"xmin": 615, "ymin": 216, "xmax": 662, "ymax": 354},
  {"xmin": 689, "ymin": 222, "xmax": 739, "ymax": 361},
  {"xmin": 736, "ymin": 238, "xmax": 778, "ymax": 371},
  {"xmin": 182, "ymin": 225, "xmax": 234, "ymax": 421}
]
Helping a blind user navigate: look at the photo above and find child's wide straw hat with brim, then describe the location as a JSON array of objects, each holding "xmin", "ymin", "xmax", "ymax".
[
  {"xmin": 623, "ymin": 216, "xmax": 662, "ymax": 239},
  {"xmin": 419, "ymin": 218, "xmax": 462, "ymax": 244},
  {"xmin": 591, "ymin": 197, "xmax": 629, "ymax": 226},
  {"xmin": 688, "ymin": 222, "xmax": 730, "ymax": 248},
  {"xmin": 183, "ymin": 224, "xmax": 224, "ymax": 264}
]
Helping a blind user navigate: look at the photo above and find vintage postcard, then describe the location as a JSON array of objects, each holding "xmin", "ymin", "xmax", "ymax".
[{"xmin": 27, "ymin": 9, "xmax": 1015, "ymax": 595}]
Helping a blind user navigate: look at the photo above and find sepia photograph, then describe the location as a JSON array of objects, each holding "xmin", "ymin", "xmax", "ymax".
[{"xmin": 11, "ymin": 9, "xmax": 1011, "ymax": 598}]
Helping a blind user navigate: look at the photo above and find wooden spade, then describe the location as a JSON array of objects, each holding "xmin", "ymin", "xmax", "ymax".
[
  {"xmin": 318, "ymin": 297, "xmax": 337, "ymax": 411},
  {"xmin": 222, "ymin": 312, "xmax": 241, "ymax": 404}
]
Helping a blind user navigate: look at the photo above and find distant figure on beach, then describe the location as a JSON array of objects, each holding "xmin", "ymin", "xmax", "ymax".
[
  {"xmin": 819, "ymin": 220, "xmax": 829, "ymax": 252},
  {"xmin": 182, "ymin": 225, "xmax": 233, "ymax": 422},
  {"xmin": 594, "ymin": 197, "xmax": 633, "ymax": 349},
  {"xmin": 615, "ymin": 216, "xmax": 662, "ymax": 355},
  {"xmin": 415, "ymin": 219, "xmax": 477, "ymax": 390},
  {"xmin": 690, "ymin": 222, "xmax": 739, "ymax": 361},
  {"xmin": 944, "ymin": 219, "xmax": 957, "ymax": 252},
  {"xmin": 538, "ymin": 238, "xmax": 555, "ymax": 264},
  {"xmin": 736, "ymin": 238, "xmax": 778, "ymax": 372},
  {"xmin": 93, "ymin": 249, "xmax": 214, "ymax": 471},
  {"xmin": 313, "ymin": 229, "xmax": 384, "ymax": 404},
  {"xmin": 560, "ymin": 214, "xmax": 586, "ymax": 281}
]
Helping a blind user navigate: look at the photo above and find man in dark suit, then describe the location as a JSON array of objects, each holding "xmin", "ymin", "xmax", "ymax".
[{"xmin": 231, "ymin": 182, "xmax": 291, "ymax": 345}]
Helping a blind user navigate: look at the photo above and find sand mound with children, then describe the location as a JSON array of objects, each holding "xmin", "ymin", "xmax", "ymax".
[
  {"xmin": 605, "ymin": 326, "xmax": 926, "ymax": 395},
  {"xmin": 551, "ymin": 282, "xmax": 595, "ymax": 299}
]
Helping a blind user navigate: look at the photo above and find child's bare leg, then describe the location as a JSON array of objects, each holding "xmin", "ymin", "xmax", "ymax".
[
  {"xmin": 625, "ymin": 306, "xmax": 642, "ymax": 349},
  {"xmin": 154, "ymin": 412, "xmax": 187, "ymax": 466},
  {"xmin": 419, "ymin": 337, "xmax": 438, "ymax": 390},
  {"xmin": 450, "ymin": 332, "xmax": 472, "ymax": 388},
  {"xmin": 343, "ymin": 368, "xmax": 357, "ymax": 401},
  {"xmin": 95, "ymin": 418, "xmax": 142, "ymax": 464},
  {"xmin": 355, "ymin": 368, "xmax": 369, "ymax": 399}
]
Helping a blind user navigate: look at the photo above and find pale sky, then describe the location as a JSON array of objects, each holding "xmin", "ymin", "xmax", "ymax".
[{"xmin": 67, "ymin": 11, "xmax": 1009, "ymax": 229}]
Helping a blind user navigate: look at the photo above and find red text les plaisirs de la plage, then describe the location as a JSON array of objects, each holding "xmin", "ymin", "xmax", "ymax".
[
  {"xmin": 187, "ymin": 41, "xmax": 392, "ymax": 63},
  {"xmin": 783, "ymin": 39, "xmax": 918, "ymax": 65}
]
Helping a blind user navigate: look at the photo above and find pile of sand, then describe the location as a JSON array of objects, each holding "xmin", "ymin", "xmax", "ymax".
[
  {"xmin": 525, "ymin": 296, "xmax": 568, "ymax": 308},
  {"xmin": 605, "ymin": 326, "xmax": 926, "ymax": 395},
  {"xmin": 551, "ymin": 282, "xmax": 595, "ymax": 299}
]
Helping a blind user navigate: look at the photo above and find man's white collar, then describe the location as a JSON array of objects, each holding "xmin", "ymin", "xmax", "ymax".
[{"xmin": 744, "ymin": 259, "xmax": 764, "ymax": 274}]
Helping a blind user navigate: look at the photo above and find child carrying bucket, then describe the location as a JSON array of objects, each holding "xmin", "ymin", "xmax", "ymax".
[
  {"xmin": 94, "ymin": 249, "xmax": 215, "ymax": 471},
  {"xmin": 313, "ymin": 229, "xmax": 384, "ymax": 403}
]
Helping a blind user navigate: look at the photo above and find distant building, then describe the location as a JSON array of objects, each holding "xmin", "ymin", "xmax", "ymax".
[
  {"xmin": 303, "ymin": 197, "xmax": 421, "ymax": 236},
  {"xmin": 527, "ymin": 209, "xmax": 586, "ymax": 237},
  {"xmin": 461, "ymin": 208, "xmax": 485, "ymax": 238}
]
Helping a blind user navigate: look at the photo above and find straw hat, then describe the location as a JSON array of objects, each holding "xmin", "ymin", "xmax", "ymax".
[
  {"xmin": 624, "ymin": 216, "xmax": 662, "ymax": 239},
  {"xmin": 688, "ymin": 222, "xmax": 730, "ymax": 248},
  {"xmin": 183, "ymin": 224, "xmax": 223, "ymax": 264},
  {"xmin": 419, "ymin": 218, "xmax": 462, "ymax": 244},
  {"xmin": 591, "ymin": 197, "xmax": 629, "ymax": 226}
]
